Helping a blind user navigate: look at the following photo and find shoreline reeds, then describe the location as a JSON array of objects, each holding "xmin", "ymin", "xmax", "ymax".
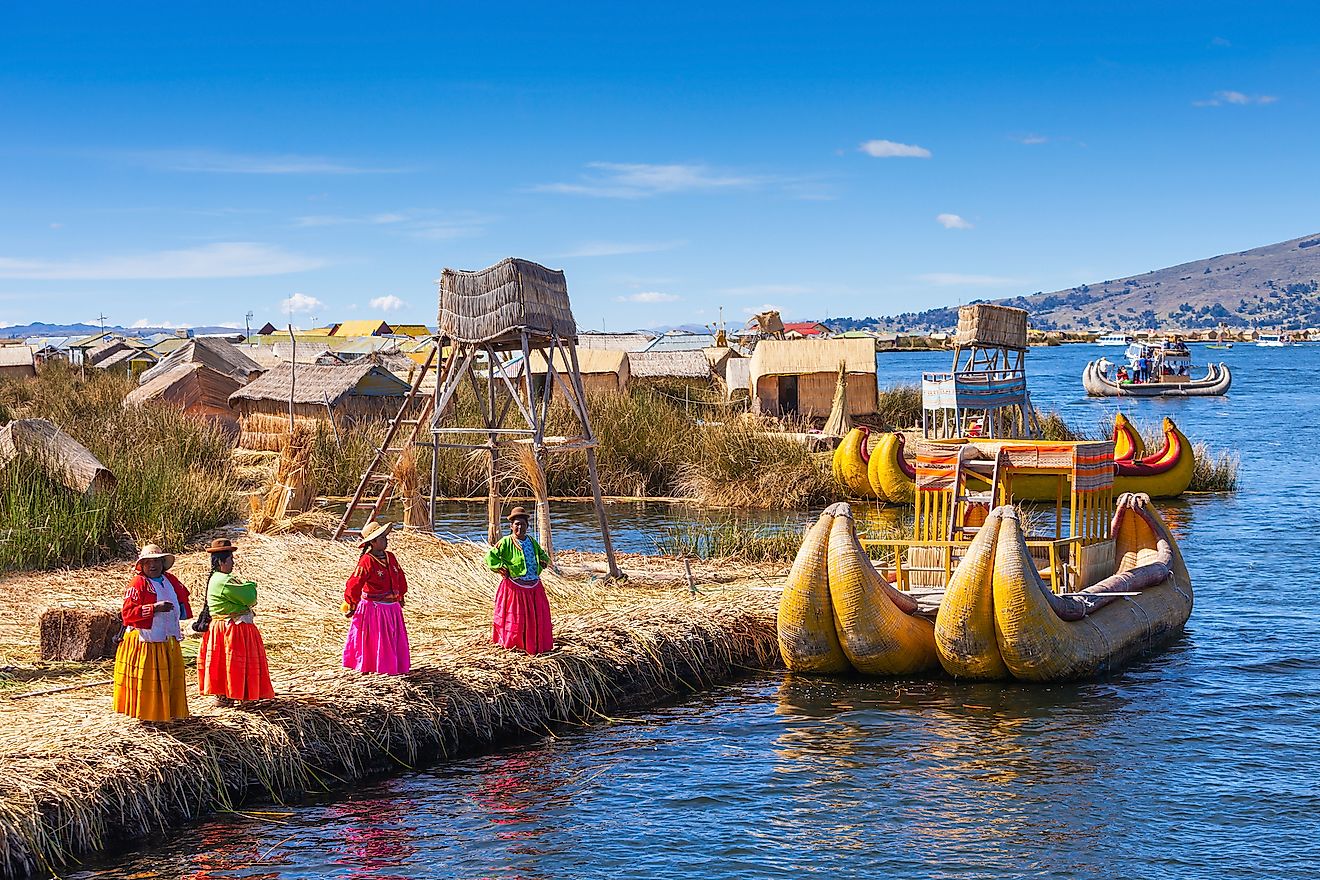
[{"xmin": 0, "ymin": 530, "xmax": 780, "ymax": 879}]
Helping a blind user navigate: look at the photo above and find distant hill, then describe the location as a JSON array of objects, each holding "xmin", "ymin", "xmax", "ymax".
[
  {"xmin": 0, "ymin": 322, "xmax": 244, "ymax": 339},
  {"xmin": 868, "ymin": 232, "xmax": 1320, "ymax": 332}
]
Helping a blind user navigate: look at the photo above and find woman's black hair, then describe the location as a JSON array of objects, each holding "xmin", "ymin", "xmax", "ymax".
[{"xmin": 210, "ymin": 550, "xmax": 234, "ymax": 572}]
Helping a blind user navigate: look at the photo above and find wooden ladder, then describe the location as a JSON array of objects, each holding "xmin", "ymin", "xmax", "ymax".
[
  {"xmin": 333, "ymin": 344, "xmax": 439, "ymax": 540},
  {"xmin": 947, "ymin": 452, "xmax": 1002, "ymax": 541}
]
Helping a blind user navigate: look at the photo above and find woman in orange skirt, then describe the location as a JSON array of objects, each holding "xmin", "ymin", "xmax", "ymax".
[
  {"xmin": 113, "ymin": 544, "xmax": 192, "ymax": 722},
  {"xmin": 197, "ymin": 538, "xmax": 275, "ymax": 702}
]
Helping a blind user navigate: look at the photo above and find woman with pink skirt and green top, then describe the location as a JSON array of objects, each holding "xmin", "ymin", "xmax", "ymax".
[{"xmin": 486, "ymin": 507, "xmax": 553, "ymax": 654}]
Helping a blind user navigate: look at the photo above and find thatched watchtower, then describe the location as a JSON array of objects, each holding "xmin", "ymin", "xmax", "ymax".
[
  {"xmin": 921, "ymin": 304, "xmax": 1037, "ymax": 439},
  {"xmin": 432, "ymin": 257, "xmax": 621, "ymax": 577}
]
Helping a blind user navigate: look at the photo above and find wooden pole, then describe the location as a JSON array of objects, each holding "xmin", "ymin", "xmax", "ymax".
[
  {"xmin": 486, "ymin": 348, "xmax": 501, "ymax": 546},
  {"xmin": 286, "ymin": 325, "xmax": 296, "ymax": 432},
  {"xmin": 561, "ymin": 337, "xmax": 622, "ymax": 579}
]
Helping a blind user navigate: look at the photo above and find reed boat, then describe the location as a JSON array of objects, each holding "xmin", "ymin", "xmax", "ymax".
[
  {"xmin": 777, "ymin": 502, "xmax": 939, "ymax": 676},
  {"xmin": 851, "ymin": 414, "xmax": 1194, "ymax": 502},
  {"xmin": 936, "ymin": 495, "xmax": 1191, "ymax": 681},
  {"xmin": 831, "ymin": 425, "xmax": 878, "ymax": 498},
  {"xmin": 1083, "ymin": 359, "xmax": 1231, "ymax": 397},
  {"xmin": 793, "ymin": 436, "xmax": 1194, "ymax": 681},
  {"xmin": 1112, "ymin": 414, "xmax": 1195, "ymax": 498}
]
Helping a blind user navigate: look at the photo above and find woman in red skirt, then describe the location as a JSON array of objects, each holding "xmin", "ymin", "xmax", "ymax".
[
  {"xmin": 486, "ymin": 507, "xmax": 553, "ymax": 654},
  {"xmin": 198, "ymin": 538, "xmax": 275, "ymax": 703}
]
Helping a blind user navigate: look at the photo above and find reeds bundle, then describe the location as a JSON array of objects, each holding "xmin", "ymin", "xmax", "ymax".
[
  {"xmin": 238, "ymin": 413, "xmax": 319, "ymax": 453},
  {"xmin": 821, "ymin": 361, "xmax": 852, "ymax": 438},
  {"xmin": 248, "ymin": 423, "xmax": 316, "ymax": 534},
  {"xmin": 392, "ymin": 447, "xmax": 430, "ymax": 529},
  {"xmin": 511, "ymin": 441, "xmax": 554, "ymax": 565}
]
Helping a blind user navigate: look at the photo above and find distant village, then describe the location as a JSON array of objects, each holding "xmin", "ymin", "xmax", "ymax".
[{"xmin": 0, "ymin": 312, "xmax": 1311, "ymax": 441}]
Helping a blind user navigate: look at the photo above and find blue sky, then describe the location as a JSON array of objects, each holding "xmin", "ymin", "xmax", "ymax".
[{"xmin": 1, "ymin": 2, "xmax": 1316, "ymax": 331}]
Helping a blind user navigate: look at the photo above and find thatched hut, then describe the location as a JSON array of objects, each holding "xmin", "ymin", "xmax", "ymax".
[
  {"xmin": 723, "ymin": 356, "xmax": 751, "ymax": 402},
  {"xmin": 626, "ymin": 349, "xmax": 713, "ymax": 394},
  {"xmin": 748, "ymin": 338, "xmax": 877, "ymax": 418},
  {"xmin": 507, "ymin": 347, "xmax": 630, "ymax": 399},
  {"xmin": 0, "ymin": 345, "xmax": 37, "ymax": 380},
  {"xmin": 139, "ymin": 337, "xmax": 263, "ymax": 386},
  {"xmin": 124, "ymin": 364, "xmax": 246, "ymax": 436},
  {"xmin": 229, "ymin": 363, "xmax": 412, "ymax": 451}
]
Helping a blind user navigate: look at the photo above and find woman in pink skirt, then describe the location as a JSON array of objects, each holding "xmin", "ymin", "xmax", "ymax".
[
  {"xmin": 486, "ymin": 507, "xmax": 553, "ymax": 654},
  {"xmin": 342, "ymin": 521, "xmax": 411, "ymax": 675}
]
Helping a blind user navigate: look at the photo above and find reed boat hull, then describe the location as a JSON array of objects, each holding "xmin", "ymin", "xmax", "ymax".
[
  {"xmin": 832, "ymin": 427, "xmax": 879, "ymax": 498},
  {"xmin": 1083, "ymin": 360, "xmax": 1231, "ymax": 397},
  {"xmin": 1113, "ymin": 417, "xmax": 1195, "ymax": 498},
  {"xmin": 777, "ymin": 503, "xmax": 939, "ymax": 675},
  {"xmin": 866, "ymin": 431, "xmax": 915, "ymax": 503},
  {"xmin": 934, "ymin": 496, "xmax": 1193, "ymax": 681}
]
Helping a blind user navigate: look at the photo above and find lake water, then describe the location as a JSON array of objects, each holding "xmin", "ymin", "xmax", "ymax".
[{"xmin": 73, "ymin": 343, "xmax": 1320, "ymax": 879}]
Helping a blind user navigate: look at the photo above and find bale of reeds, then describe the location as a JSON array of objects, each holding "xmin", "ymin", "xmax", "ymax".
[
  {"xmin": 821, "ymin": 361, "xmax": 852, "ymax": 438},
  {"xmin": 393, "ymin": 447, "xmax": 430, "ymax": 529},
  {"xmin": 511, "ymin": 442, "xmax": 555, "ymax": 564},
  {"xmin": 38, "ymin": 608, "xmax": 119, "ymax": 661},
  {"xmin": 237, "ymin": 412, "xmax": 321, "ymax": 452},
  {"xmin": 248, "ymin": 424, "xmax": 316, "ymax": 534}
]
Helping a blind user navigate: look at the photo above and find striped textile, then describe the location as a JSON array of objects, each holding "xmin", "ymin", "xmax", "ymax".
[{"xmin": 916, "ymin": 450, "xmax": 962, "ymax": 491}]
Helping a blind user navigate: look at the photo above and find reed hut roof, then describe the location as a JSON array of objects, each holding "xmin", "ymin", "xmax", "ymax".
[
  {"xmin": 437, "ymin": 258, "xmax": 577, "ymax": 346},
  {"xmin": 0, "ymin": 345, "xmax": 36, "ymax": 368},
  {"xmin": 332, "ymin": 320, "xmax": 393, "ymax": 337},
  {"xmin": 86, "ymin": 340, "xmax": 131, "ymax": 365},
  {"xmin": 627, "ymin": 349, "xmax": 712, "ymax": 379},
  {"xmin": 91, "ymin": 348, "xmax": 154, "ymax": 371},
  {"xmin": 139, "ymin": 336, "xmax": 263, "ymax": 386},
  {"xmin": 749, "ymin": 338, "xmax": 876, "ymax": 382},
  {"xmin": 229, "ymin": 363, "xmax": 410, "ymax": 407},
  {"xmin": 125, "ymin": 362, "xmax": 243, "ymax": 412},
  {"xmin": 577, "ymin": 331, "xmax": 656, "ymax": 352}
]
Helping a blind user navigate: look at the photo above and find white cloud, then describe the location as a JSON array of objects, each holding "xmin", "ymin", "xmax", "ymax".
[
  {"xmin": 1015, "ymin": 134, "xmax": 1049, "ymax": 145},
  {"xmin": 281, "ymin": 292, "xmax": 323, "ymax": 314},
  {"xmin": 615, "ymin": 291, "xmax": 679, "ymax": 303},
  {"xmin": 937, "ymin": 213, "xmax": 973, "ymax": 230},
  {"xmin": 293, "ymin": 212, "xmax": 410, "ymax": 228},
  {"xmin": 0, "ymin": 242, "xmax": 326, "ymax": 280},
  {"xmin": 1193, "ymin": 90, "xmax": 1279, "ymax": 107},
  {"xmin": 534, "ymin": 162, "xmax": 760, "ymax": 198},
  {"xmin": 1210, "ymin": 36, "xmax": 1231, "ymax": 47},
  {"xmin": 556, "ymin": 240, "xmax": 685, "ymax": 258},
  {"xmin": 859, "ymin": 140, "xmax": 932, "ymax": 159},
  {"xmin": 370, "ymin": 294, "xmax": 406, "ymax": 311},
  {"xmin": 131, "ymin": 150, "xmax": 407, "ymax": 174},
  {"xmin": 916, "ymin": 273, "xmax": 1018, "ymax": 286}
]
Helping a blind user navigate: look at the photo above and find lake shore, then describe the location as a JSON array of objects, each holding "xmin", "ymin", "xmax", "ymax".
[{"xmin": 0, "ymin": 529, "xmax": 782, "ymax": 879}]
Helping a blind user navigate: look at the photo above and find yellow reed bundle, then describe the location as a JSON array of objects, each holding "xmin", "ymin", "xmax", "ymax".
[
  {"xmin": 248, "ymin": 423, "xmax": 317, "ymax": 534},
  {"xmin": 393, "ymin": 447, "xmax": 430, "ymax": 529},
  {"xmin": 511, "ymin": 442, "xmax": 555, "ymax": 565}
]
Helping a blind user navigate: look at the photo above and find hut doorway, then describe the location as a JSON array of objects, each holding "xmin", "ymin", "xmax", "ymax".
[{"xmin": 778, "ymin": 375, "xmax": 798, "ymax": 415}]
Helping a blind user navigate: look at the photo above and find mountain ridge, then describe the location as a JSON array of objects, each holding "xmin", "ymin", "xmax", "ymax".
[{"xmin": 865, "ymin": 232, "xmax": 1320, "ymax": 332}]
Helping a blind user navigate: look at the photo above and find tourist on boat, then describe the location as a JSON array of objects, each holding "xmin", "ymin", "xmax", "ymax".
[
  {"xmin": 1135, "ymin": 355, "xmax": 1150, "ymax": 383},
  {"xmin": 342, "ymin": 521, "xmax": 411, "ymax": 675},
  {"xmin": 1116, "ymin": 366, "xmax": 1130, "ymax": 383},
  {"xmin": 487, "ymin": 506, "xmax": 554, "ymax": 655},
  {"xmin": 113, "ymin": 544, "xmax": 192, "ymax": 722},
  {"xmin": 1097, "ymin": 356, "xmax": 1113, "ymax": 377},
  {"xmin": 198, "ymin": 538, "xmax": 275, "ymax": 703}
]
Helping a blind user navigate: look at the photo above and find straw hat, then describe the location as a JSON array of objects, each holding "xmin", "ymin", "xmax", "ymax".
[
  {"xmin": 135, "ymin": 543, "xmax": 176, "ymax": 571},
  {"xmin": 358, "ymin": 520, "xmax": 395, "ymax": 548},
  {"xmin": 505, "ymin": 506, "xmax": 531, "ymax": 523},
  {"xmin": 204, "ymin": 538, "xmax": 239, "ymax": 554}
]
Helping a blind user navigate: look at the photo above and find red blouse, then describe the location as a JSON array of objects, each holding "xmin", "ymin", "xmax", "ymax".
[
  {"xmin": 121, "ymin": 572, "xmax": 193, "ymax": 628},
  {"xmin": 344, "ymin": 550, "xmax": 408, "ymax": 606}
]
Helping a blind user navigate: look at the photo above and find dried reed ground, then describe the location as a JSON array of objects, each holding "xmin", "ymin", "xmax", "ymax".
[{"xmin": 0, "ymin": 530, "xmax": 783, "ymax": 879}]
